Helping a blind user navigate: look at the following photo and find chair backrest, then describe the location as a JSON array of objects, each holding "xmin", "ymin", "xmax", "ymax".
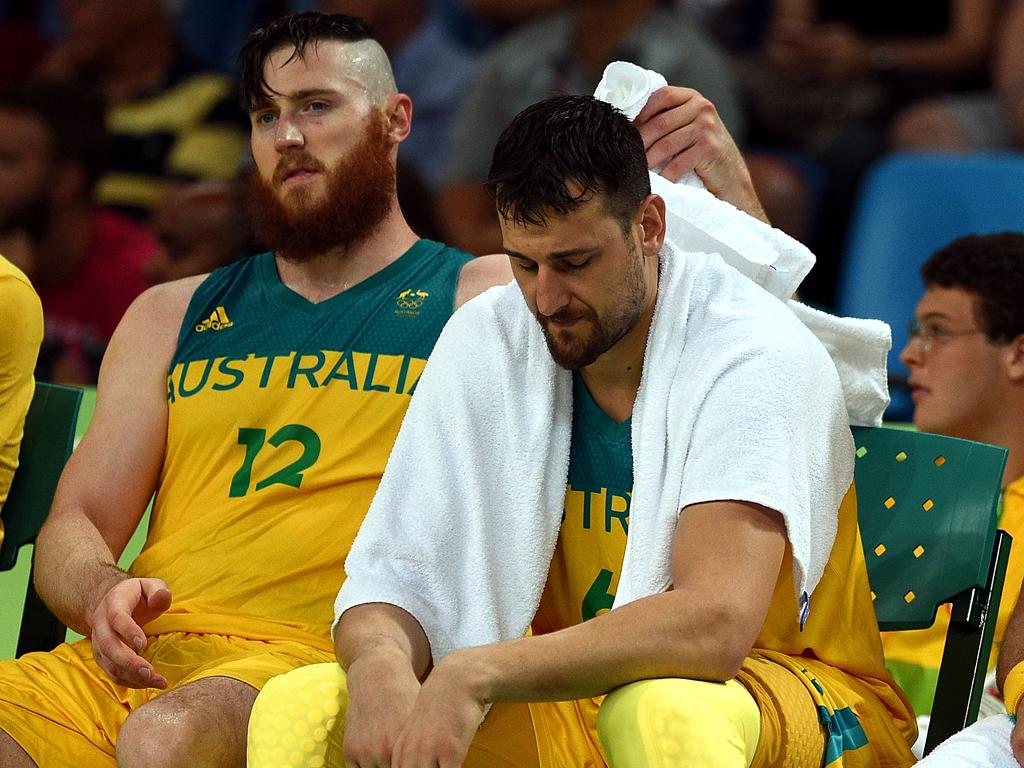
[
  {"xmin": 0, "ymin": 382, "xmax": 83, "ymax": 571},
  {"xmin": 852, "ymin": 425, "xmax": 1010, "ymax": 754},
  {"xmin": 836, "ymin": 152, "xmax": 1024, "ymax": 421}
]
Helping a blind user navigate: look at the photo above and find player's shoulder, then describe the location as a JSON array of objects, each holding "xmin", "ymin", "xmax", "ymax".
[
  {"xmin": 118, "ymin": 274, "xmax": 209, "ymax": 341},
  {"xmin": 455, "ymin": 253, "xmax": 513, "ymax": 309}
]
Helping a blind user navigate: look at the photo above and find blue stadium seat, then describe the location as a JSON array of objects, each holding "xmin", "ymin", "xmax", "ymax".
[{"xmin": 836, "ymin": 152, "xmax": 1024, "ymax": 421}]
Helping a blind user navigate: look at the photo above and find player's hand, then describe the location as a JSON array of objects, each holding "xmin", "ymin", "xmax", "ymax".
[
  {"xmin": 87, "ymin": 577, "xmax": 171, "ymax": 689},
  {"xmin": 343, "ymin": 650, "xmax": 421, "ymax": 768},
  {"xmin": 634, "ymin": 87, "xmax": 767, "ymax": 223},
  {"xmin": 391, "ymin": 652, "xmax": 488, "ymax": 768}
]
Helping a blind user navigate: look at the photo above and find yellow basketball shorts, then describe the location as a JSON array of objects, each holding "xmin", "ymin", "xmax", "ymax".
[{"xmin": 0, "ymin": 632, "xmax": 332, "ymax": 768}]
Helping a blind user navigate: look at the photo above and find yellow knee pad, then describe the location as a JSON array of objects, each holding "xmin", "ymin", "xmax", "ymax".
[
  {"xmin": 247, "ymin": 662, "xmax": 348, "ymax": 768},
  {"xmin": 597, "ymin": 678, "xmax": 761, "ymax": 768}
]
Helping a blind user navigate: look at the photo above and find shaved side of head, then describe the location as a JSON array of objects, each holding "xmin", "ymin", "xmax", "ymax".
[{"xmin": 337, "ymin": 38, "xmax": 397, "ymax": 107}]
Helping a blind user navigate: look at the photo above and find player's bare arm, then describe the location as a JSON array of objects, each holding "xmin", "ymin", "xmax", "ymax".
[
  {"xmin": 386, "ymin": 500, "xmax": 787, "ymax": 766},
  {"xmin": 33, "ymin": 275, "xmax": 204, "ymax": 689}
]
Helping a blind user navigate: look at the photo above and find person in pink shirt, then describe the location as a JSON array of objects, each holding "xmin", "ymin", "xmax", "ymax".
[{"xmin": 0, "ymin": 78, "xmax": 156, "ymax": 384}]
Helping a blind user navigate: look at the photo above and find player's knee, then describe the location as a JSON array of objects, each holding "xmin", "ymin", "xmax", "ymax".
[
  {"xmin": 597, "ymin": 678, "xmax": 759, "ymax": 768},
  {"xmin": 248, "ymin": 663, "xmax": 348, "ymax": 768},
  {"xmin": 117, "ymin": 699, "xmax": 200, "ymax": 768}
]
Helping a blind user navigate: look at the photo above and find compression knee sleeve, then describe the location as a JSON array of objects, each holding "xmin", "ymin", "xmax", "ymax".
[
  {"xmin": 247, "ymin": 662, "xmax": 347, "ymax": 768},
  {"xmin": 597, "ymin": 677, "xmax": 761, "ymax": 768}
]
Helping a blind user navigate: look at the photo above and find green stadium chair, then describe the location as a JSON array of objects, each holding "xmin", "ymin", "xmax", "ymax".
[
  {"xmin": 0, "ymin": 382, "xmax": 83, "ymax": 656},
  {"xmin": 853, "ymin": 425, "xmax": 1011, "ymax": 756}
]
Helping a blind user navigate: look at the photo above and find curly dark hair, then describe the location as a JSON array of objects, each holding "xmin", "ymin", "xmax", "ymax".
[
  {"xmin": 485, "ymin": 95, "xmax": 651, "ymax": 234},
  {"xmin": 238, "ymin": 12, "xmax": 376, "ymax": 112},
  {"xmin": 922, "ymin": 232, "xmax": 1024, "ymax": 343}
]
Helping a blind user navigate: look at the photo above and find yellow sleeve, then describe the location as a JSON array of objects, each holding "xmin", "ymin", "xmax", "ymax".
[{"xmin": 0, "ymin": 262, "xmax": 44, "ymax": 528}]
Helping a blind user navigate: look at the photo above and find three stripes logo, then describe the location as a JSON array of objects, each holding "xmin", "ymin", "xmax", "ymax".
[{"xmin": 194, "ymin": 306, "xmax": 234, "ymax": 333}]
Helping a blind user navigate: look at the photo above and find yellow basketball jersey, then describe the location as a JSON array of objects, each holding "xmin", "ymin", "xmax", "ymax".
[{"xmin": 133, "ymin": 242, "xmax": 472, "ymax": 650}]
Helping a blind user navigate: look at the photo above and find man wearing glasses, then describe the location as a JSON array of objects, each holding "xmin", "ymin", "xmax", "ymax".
[{"xmin": 882, "ymin": 231, "xmax": 1024, "ymax": 758}]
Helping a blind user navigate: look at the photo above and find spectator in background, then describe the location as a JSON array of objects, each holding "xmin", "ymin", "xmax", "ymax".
[
  {"xmin": 34, "ymin": 0, "xmax": 249, "ymax": 221},
  {"xmin": 438, "ymin": 0, "xmax": 745, "ymax": 256},
  {"xmin": 0, "ymin": 253, "xmax": 44, "ymax": 550},
  {"xmin": 674, "ymin": 0, "xmax": 773, "ymax": 54},
  {"xmin": 0, "ymin": 0, "xmax": 52, "ymax": 86},
  {"xmin": 884, "ymin": 233, "xmax": 1024, "ymax": 755},
  {"xmin": 0, "ymin": 79, "xmax": 157, "ymax": 385},
  {"xmin": 145, "ymin": 179, "xmax": 251, "ymax": 285},
  {"xmin": 317, "ymin": 0, "xmax": 477, "ymax": 193},
  {"xmin": 431, "ymin": 0, "xmax": 561, "ymax": 53},
  {"xmin": 736, "ymin": 0, "xmax": 998, "ymax": 309},
  {"xmin": 890, "ymin": 0, "xmax": 1024, "ymax": 152},
  {"xmin": 174, "ymin": 0, "xmax": 292, "ymax": 74}
]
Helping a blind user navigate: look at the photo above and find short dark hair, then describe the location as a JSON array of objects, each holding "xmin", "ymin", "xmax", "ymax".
[
  {"xmin": 922, "ymin": 232, "xmax": 1024, "ymax": 343},
  {"xmin": 0, "ymin": 78, "xmax": 109, "ymax": 195},
  {"xmin": 485, "ymin": 95, "xmax": 651, "ymax": 232},
  {"xmin": 238, "ymin": 12, "xmax": 377, "ymax": 112}
]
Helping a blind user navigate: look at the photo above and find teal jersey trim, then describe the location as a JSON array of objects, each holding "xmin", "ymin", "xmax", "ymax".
[
  {"xmin": 567, "ymin": 370, "xmax": 633, "ymax": 512},
  {"xmin": 171, "ymin": 240, "xmax": 473, "ymax": 368},
  {"xmin": 820, "ymin": 705, "xmax": 870, "ymax": 764}
]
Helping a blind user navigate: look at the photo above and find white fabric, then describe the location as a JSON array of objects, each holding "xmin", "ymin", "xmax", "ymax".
[
  {"xmin": 336, "ymin": 239, "xmax": 853, "ymax": 662},
  {"xmin": 595, "ymin": 60, "xmax": 891, "ymax": 426},
  {"xmin": 788, "ymin": 302, "xmax": 890, "ymax": 427},
  {"xmin": 916, "ymin": 714, "xmax": 1017, "ymax": 767}
]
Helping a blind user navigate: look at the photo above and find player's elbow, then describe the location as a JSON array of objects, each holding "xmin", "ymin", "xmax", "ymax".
[{"xmin": 687, "ymin": 602, "xmax": 763, "ymax": 682}]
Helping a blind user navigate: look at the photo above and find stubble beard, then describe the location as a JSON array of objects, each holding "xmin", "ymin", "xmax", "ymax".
[{"xmin": 539, "ymin": 241, "xmax": 648, "ymax": 370}]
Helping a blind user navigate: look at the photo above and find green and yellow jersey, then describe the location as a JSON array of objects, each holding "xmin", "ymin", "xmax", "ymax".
[
  {"xmin": 132, "ymin": 240, "xmax": 473, "ymax": 651},
  {"xmin": 534, "ymin": 371, "xmax": 632, "ymax": 634},
  {"xmin": 531, "ymin": 371, "xmax": 916, "ymax": 766}
]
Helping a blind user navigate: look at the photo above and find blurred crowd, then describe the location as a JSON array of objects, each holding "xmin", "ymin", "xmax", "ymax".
[{"xmin": 1, "ymin": 0, "xmax": 1021, "ymax": 385}]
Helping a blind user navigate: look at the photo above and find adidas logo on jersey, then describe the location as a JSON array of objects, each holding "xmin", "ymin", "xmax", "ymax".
[{"xmin": 194, "ymin": 306, "xmax": 234, "ymax": 333}]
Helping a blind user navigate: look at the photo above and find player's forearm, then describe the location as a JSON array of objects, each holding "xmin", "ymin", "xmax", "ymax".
[
  {"xmin": 34, "ymin": 506, "xmax": 128, "ymax": 635},
  {"xmin": 437, "ymin": 588, "xmax": 761, "ymax": 705},
  {"xmin": 335, "ymin": 602, "xmax": 433, "ymax": 681}
]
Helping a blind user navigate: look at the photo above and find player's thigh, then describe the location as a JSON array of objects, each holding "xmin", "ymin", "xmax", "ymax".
[
  {"xmin": 0, "ymin": 640, "xmax": 147, "ymax": 768},
  {"xmin": 466, "ymin": 701, "xmax": 540, "ymax": 768},
  {"xmin": 598, "ymin": 678, "xmax": 761, "ymax": 768}
]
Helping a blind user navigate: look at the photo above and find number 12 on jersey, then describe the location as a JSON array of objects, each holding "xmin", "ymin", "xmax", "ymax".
[{"xmin": 229, "ymin": 424, "xmax": 322, "ymax": 497}]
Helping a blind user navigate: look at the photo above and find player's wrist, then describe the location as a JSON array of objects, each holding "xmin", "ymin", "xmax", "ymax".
[
  {"xmin": 434, "ymin": 647, "xmax": 496, "ymax": 705},
  {"xmin": 84, "ymin": 565, "xmax": 131, "ymax": 630}
]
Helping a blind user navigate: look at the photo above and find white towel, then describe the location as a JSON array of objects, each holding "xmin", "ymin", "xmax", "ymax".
[
  {"xmin": 913, "ymin": 714, "xmax": 1016, "ymax": 767},
  {"xmin": 788, "ymin": 301, "xmax": 891, "ymax": 427},
  {"xmin": 336, "ymin": 240, "xmax": 853, "ymax": 662},
  {"xmin": 596, "ymin": 60, "xmax": 891, "ymax": 425}
]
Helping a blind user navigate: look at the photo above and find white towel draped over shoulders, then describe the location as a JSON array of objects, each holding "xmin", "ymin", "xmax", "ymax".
[{"xmin": 336, "ymin": 241, "xmax": 853, "ymax": 662}]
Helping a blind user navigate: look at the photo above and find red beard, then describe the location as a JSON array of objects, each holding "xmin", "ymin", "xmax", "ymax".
[{"xmin": 246, "ymin": 111, "xmax": 395, "ymax": 261}]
